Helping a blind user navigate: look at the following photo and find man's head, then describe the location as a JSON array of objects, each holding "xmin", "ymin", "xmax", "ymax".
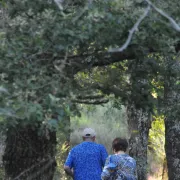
[
  {"xmin": 82, "ymin": 128, "xmax": 96, "ymax": 141},
  {"xmin": 112, "ymin": 138, "xmax": 128, "ymax": 153}
]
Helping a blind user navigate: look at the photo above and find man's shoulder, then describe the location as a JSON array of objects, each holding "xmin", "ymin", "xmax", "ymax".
[
  {"xmin": 71, "ymin": 142, "xmax": 88, "ymax": 151},
  {"xmin": 90, "ymin": 143, "xmax": 106, "ymax": 151},
  {"xmin": 71, "ymin": 143, "xmax": 82, "ymax": 150},
  {"xmin": 72, "ymin": 142, "xmax": 106, "ymax": 150},
  {"xmin": 97, "ymin": 143, "xmax": 106, "ymax": 149}
]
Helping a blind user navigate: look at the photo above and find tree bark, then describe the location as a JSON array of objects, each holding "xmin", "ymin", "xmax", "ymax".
[
  {"xmin": 127, "ymin": 104, "xmax": 151, "ymax": 180},
  {"xmin": 164, "ymin": 118, "xmax": 180, "ymax": 180},
  {"xmin": 162, "ymin": 56, "xmax": 180, "ymax": 180},
  {"xmin": 3, "ymin": 124, "xmax": 56, "ymax": 180},
  {"xmin": 162, "ymin": 158, "xmax": 168, "ymax": 180},
  {"xmin": 164, "ymin": 65, "xmax": 180, "ymax": 180}
]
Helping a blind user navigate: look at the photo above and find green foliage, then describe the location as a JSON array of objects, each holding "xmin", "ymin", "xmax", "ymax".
[
  {"xmin": 149, "ymin": 116, "xmax": 165, "ymax": 163},
  {"xmin": 0, "ymin": 167, "xmax": 5, "ymax": 180},
  {"xmin": 0, "ymin": 0, "xmax": 179, "ymax": 127},
  {"xmin": 0, "ymin": 0, "xmax": 180, "ymax": 178},
  {"xmin": 148, "ymin": 115, "xmax": 165, "ymax": 178},
  {"xmin": 53, "ymin": 134, "xmax": 71, "ymax": 180},
  {"xmin": 71, "ymin": 102, "xmax": 128, "ymax": 153}
]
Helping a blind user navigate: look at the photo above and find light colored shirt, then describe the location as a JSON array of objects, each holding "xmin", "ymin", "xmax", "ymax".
[{"xmin": 101, "ymin": 154, "xmax": 137, "ymax": 180}]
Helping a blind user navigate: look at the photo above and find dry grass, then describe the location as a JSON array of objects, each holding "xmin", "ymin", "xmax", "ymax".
[{"xmin": 70, "ymin": 104, "xmax": 129, "ymax": 153}]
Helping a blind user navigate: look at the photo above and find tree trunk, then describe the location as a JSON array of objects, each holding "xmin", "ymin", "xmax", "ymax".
[
  {"xmin": 164, "ymin": 118, "xmax": 180, "ymax": 180},
  {"xmin": 164, "ymin": 58, "xmax": 180, "ymax": 180},
  {"xmin": 162, "ymin": 158, "xmax": 168, "ymax": 180},
  {"xmin": 164, "ymin": 102, "xmax": 180, "ymax": 179},
  {"xmin": 3, "ymin": 124, "xmax": 56, "ymax": 180},
  {"xmin": 164, "ymin": 82, "xmax": 180, "ymax": 180},
  {"xmin": 127, "ymin": 104, "xmax": 151, "ymax": 180}
]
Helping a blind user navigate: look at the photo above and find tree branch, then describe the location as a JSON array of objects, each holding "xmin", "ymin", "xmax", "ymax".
[
  {"xmin": 72, "ymin": 0, "xmax": 93, "ymax": 23},
  {"xmin": 145, "ymin": 0, "xmax": 180, "ymax": 32},
  {"xmin": 108, "ymin": 0, "xmax": 180, "ymax": 53},
  {"xmin": 72, "ymin": 99, "xmax": 109, "ymax": 105},
  {"xmin": 76, "ymin": 95, "xmax": 105, "ymax": 100},
  {"xmin": 109, "ymin": 5, "xmax": 151, "ymax": 53},
  {"xmin": 68, "ymin": 48, "xmax": 137, "ymax": 73},
  {"xmin": 91, "ymin": 83, "xmax": 130, "ymax": 98},
  {"xmin": 54, "ymin": 0, "xmax": 64, "ymax": 10}
]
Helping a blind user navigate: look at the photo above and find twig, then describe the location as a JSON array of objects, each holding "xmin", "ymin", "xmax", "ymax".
[
  {"xmin": 72, "ymin": 0, "xmax": 93, "ymax": 23},
  {"xmin": 145, "ymin": 0, "xmax": 180, "ymax": 32},
  {"xmin": 13, "ymin": 158, "xmax": 54, "ymax": 180},
  {"xmin": 109, "ymin": 5, "xmax": 151, "ymax": 53},
  {"xmin": 77, "ymin": 95, "xmax": 105, "ymax": 100},
  {"xmin": 72, "ymin": 99, "xmax": 109, "ymax": 105},
  {"xmin": 54, "ymin": 0, "xmax": 66, "ymax": 16},
  {"xmin": 0, "ymin": 86, "xmax": 9, "ymax": 94},
  {"xmin": 54, "ymin": 0, "xmax": 64, "ymax": 11}
]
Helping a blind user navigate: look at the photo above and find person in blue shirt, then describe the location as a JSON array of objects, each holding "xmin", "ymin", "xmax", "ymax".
[
  {"xmin": 64, "ymin": 128, "xmax": 108, "ymax": 180},
  {"xmin": 101, "ymin": 138, "xmax": 137, "ymax": 180}
]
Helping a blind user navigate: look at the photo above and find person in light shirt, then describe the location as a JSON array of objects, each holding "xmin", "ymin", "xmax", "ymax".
[{"xmin": 101, "ymin": 138, "xmax": 137, "ymax": 180}]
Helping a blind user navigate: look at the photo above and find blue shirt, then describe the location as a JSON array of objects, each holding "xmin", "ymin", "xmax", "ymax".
[
  {"xmin": 101, "ymin": 154, "xmax": 137, "ymax": 180},
  {"xmin": 65, "ymin": 141, "xmax": 108, "ymax": 180}
]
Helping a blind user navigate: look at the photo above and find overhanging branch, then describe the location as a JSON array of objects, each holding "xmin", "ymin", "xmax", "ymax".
[
  {"xmin": 76, "ymin": 95, "xmax": 105, "ymax": 100},
  {"xmin": 91, "ymin": 83, "xmax": 130, "ymax": 98},
  {"xmin": 67, "ymin": 48, "xmax": 137, "ymax": 73},
  {"xmin": 109, "ymin": 5, "xmax": 151, "ymax": 53},
  {"xmin": 145, "ymin": 0, "xmax": 180, "ymax": 32},
  {"xmin": 72, "ymin": 99, "xmax": 109, "ymax": 104},
  {"xmin": 36, "ymin": 49, "xmax": 137, "ymax": 74}
]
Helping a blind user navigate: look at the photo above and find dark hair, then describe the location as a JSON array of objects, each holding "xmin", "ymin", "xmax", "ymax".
[{"xmin": 112, "ymin": 138, "xmax": 128, "ymax": 152}]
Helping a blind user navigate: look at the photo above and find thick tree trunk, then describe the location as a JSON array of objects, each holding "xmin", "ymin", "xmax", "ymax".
[
  {"xmin": 164, "ymin": 118, "xmax": 180, "ymax": 180},
  {"xmin": 127, "ymin": 104, "xmax": 151, "ymax": 180},
  {"xmin": 164, "ymin": 82, "xmax": 180, "ymax": 180},
  {"xmin": 3, "ymin": 124, "xmax": 56, "ymax": 180},
  {"xmin": 164, "ymin": 102, "xmax": 180, "ymax": 179},
  {"xmin": 163, "ymin": 58, "xmax": 180, "ymax": 180}
]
